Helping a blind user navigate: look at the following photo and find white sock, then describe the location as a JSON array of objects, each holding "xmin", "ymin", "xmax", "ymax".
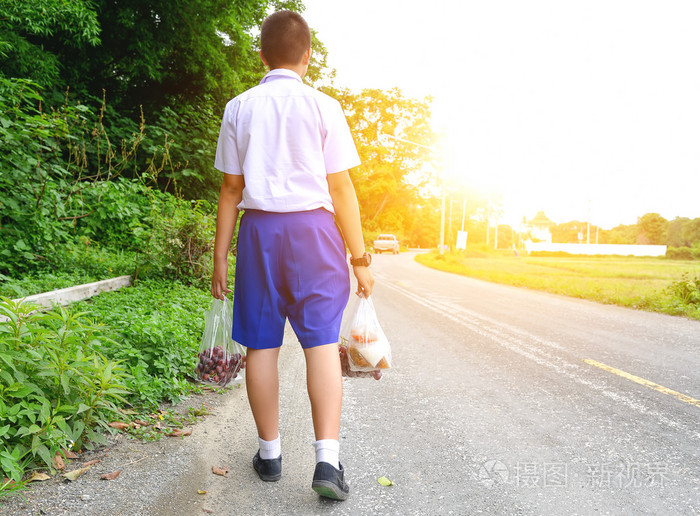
[
  {"xmin": 258, "ymin": 434, "xmax": 281, "ymax": 460},
  {"xmin": 313, "ymin": 439, "xmax": 340, "ymax": 469}
]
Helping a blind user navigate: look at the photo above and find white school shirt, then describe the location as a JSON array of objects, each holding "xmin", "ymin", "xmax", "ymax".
[{"xmin": 214, "ymin": 68, "xmax": 361, "ymax": 214}]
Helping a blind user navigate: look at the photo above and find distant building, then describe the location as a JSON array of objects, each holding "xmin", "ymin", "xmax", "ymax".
[{"xmin": 526, "ymin": 211, "xmax": 554, "ymax": 243}]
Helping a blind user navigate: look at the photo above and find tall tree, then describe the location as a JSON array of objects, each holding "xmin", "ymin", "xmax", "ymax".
[
  {"xmin": 667, "ymin": 217, "xmax": 690, "ymax": 247},
  {"xmin": 54, "ymin": 0, "xmax": 307, "ymax": 112},
  {"xmin": 0, "ymin": 1, "xmax": 335, "ymax": 201},
  {"xmin": 637, "ymin": 213, "xmax": 668, "ymax": 245},
  {"xmin": 683, "ymin": 218, "xmax": 700, "ymax": 247},
  {"xmin": 600, "ymin": 224, "xmax": 637, "ymax": 244},
  {"xmin": 332, "ymin": 87, "xmax": 437, "ymax": 236},
  {"xmin": 1, "ymin": 0, "xmax": 314, "ymax": 112}
]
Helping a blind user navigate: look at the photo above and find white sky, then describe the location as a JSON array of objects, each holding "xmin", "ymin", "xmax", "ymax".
[{"xmin": 302, "ymin": 0, "xmax": 700, "ymax": 228}]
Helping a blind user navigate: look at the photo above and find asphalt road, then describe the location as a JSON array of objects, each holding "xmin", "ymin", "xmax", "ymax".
[{"xmin": 154, "ymin": 251, "xmax": 700, "ymax": 516}]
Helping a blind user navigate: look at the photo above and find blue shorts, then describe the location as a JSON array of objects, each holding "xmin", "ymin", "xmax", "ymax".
[{"xmin": 232, "ymin": 208, "xmax": 351, "ymax": 349}]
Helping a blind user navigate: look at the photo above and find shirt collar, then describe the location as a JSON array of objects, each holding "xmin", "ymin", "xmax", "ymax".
[{"xmin": 260, "ymin": 68, "xmax": 304, "ymax": 84}]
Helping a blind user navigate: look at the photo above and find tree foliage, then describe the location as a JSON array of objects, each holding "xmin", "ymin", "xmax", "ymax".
[
  {"xmin": 637, "ymin": 213, "xmax": 668, "ymax": 245},
  {"xmin": 0, "ymin": 0, "xmax": 101, "ymax": 88},
  {"xmin": 546, "ymin": 215, "xmax": 700, "ymax": 254},
  {"xmin": 1, "ymin": 0, "xmax": 307, "ymax": 109},
  {"xmin": 331, "ymin": 87, "xmax": 438, "ymax": 244},
  {"xmin": 0, "ymin": 1, "xmax": 327, "ymax": 201}
]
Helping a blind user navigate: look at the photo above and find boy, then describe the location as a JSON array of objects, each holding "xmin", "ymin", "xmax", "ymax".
[{"xmin": 210, "ymin": 10, "xmax": 373, "ymax": 501}]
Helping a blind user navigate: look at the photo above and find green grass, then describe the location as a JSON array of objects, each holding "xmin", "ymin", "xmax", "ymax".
[
  {"xmin": 415, "ymin": 251, "xmax": 700, "ymax": 320},
  {"xmin": 72, "ymin": 279, "xmax": 213, "ymax": 408}
]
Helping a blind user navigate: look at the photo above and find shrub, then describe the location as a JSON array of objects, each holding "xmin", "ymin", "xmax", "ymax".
[
  {"xmin": 131, "ymin": 198, "xmax": 217, "ymax": 286},
  {"xmin": 666, "ymin": 247, "xmax": 694, "ymax": 260},
  {"xmin": 0, "ymin": 78, "xmax": 146, "ymax": 276},
  {"xmin": 0, "ymin": 298, "xmax": 131, "ymax": 483},
  {"xmin": 0, "ymin": 76, "xmax": 218, "ymax": 285},
  {"xmin": 667, "ymin": 273, "xmax": 700, "ymax": 306}
]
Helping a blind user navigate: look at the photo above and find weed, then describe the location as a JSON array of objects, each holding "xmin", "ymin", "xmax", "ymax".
[{"xmin": 0, "ymin": 298, "xmax": 130, "ymax": 488}]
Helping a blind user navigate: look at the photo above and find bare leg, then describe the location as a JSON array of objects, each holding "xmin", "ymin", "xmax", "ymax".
[
  {"xmin": 303, "ymin": 343, "xmax": 343, "ymax": 440},
  {"xmin": 246, "ymin": 347, "xmax": 281, "ymax": 441}
]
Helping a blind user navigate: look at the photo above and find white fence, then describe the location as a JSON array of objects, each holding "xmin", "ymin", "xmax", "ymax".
[{"xmin": 523, "ymin": 243, "xmax": 667, "ymax": 257}]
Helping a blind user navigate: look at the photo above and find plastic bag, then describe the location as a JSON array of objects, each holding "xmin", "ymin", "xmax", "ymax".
[
  {"xmin": 339, "ymin": 294, "xmax": 391, "ymax": 377},
  {"xmin": 194, "ymin": 296, "xmax": 246, "ymax": 387}
]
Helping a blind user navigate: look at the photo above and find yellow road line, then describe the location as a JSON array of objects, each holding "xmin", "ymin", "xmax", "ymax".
[{"xmin": 584, "ymin": 359, "xmax": 700, "ymax": 408}]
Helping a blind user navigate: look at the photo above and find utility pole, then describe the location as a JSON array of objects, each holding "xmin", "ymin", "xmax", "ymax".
[
  {"xmin": 587, "ymin": 199, "xmax": 591, "ymax": 244},
  {"xmin": 448, "ymin": 199, "xmax": 454, "ymax": 251},
  {"xmin": 439, "ymin": 182, "xmax": 446, "ymax": 254}
]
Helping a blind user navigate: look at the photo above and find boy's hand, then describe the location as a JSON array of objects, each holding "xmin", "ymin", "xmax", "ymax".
[
  {"xmin": 211, "ymin": 261, "xmax": 231, "ymax": 300},
  {"xmin": 352, "ymin": 265, "xmax": 374, "ymax": 297}
]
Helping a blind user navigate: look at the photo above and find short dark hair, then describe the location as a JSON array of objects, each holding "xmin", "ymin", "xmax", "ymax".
[{"xmin": 260, "ymin": 10, "xmax": 311, "ymax": 68}]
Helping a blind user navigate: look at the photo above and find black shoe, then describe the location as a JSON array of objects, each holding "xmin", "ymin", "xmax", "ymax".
[
  {"xmin": 253, "ymin": 450, "xmax": 282, "ymax": 482},
  {"xmin": 312, "ymin": 462, "xmax": 350, "ymax": 500}
]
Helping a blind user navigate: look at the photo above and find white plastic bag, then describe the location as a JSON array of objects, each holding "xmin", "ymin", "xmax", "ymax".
[
  {"xmin": 339, "ymin": 294, "xmax": 391, "ymax": 375},
  {"xmin": 194, "ymin": 296, "xmax": 246, "ymax": 387}
]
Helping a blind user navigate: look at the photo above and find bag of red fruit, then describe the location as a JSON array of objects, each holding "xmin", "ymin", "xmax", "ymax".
[
  {"xmin": 339, "ymin": 294, "xmax": 391, "ymax": 378},
  {"xmin": 194, "ymin": 296, "xmax": 246, "ymax": 387}
]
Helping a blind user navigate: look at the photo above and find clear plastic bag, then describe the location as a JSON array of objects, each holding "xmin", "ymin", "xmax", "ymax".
[
  {"xmin": 339, "ymin": 294, "xmax": 391, "ymax": 378},
  {"xmin": 194, "ymin": 296, "xmax": 246, "ymax": 387}
]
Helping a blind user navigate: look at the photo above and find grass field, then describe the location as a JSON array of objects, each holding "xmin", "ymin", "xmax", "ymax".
[{"xmin": 415, "ymin": 251, "xmax": 700, "ymax": 321}]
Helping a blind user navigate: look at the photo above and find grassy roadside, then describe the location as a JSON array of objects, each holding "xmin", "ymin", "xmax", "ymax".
[
  {"xmin": 0, "ymin": 279, "xmax": 221, "ymax": 496},
  {"xmin": 415, "ymin": 251, "xmax": 700, "ymax": 321}
]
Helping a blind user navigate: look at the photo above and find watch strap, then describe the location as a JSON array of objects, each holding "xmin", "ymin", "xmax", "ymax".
[{"xmin": 350, "ymin": 252, "xmax": 372, "ymax": 267}]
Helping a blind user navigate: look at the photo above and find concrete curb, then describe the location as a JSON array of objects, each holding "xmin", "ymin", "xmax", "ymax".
[{"xmin": 1, "ymin": 275, "xmax": 132, "ymax": 322}]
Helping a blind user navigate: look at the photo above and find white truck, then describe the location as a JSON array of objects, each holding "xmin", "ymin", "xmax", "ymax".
[{"xmin": 373, "ymin": 234, "xmax": 400, "ymax": 254}]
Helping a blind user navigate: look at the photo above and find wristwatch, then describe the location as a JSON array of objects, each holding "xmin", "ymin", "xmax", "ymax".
[{"xmin": 350, "ymin": 252, "xmax": 372, "ymax": 267}]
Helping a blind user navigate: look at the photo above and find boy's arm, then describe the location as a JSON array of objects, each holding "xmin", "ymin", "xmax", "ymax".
[
  {"xmin": 211, "ymin": 173, "xmax": 245, "ymax": 299},
  {"xmin": 327, "ymin": 170, "xmax": 374, "ymax": 296}
]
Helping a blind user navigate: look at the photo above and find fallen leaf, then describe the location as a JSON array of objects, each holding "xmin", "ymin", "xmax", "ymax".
[
  {"xmin": 81, "ymin": 459, "xmax": 101, "ymax": 467},
  {"xmin": 62, "ymin": 465, "xmax": 93, "ymax": 481},
  {"xmin": 100, "ymin": 470, "xmax": 122, "ymax": 480},
  {"xmin": 63, "ymin": 449, "xmax": 79, "ymax": 459},
  {"xmin": 203, "ymin": 510, "xmax": 213, "ymax": 514},
  {"xmin": 2, "ymin": 477, "xmax": 15, "ymax": 487},
  {"xmin": 197, "ymin": 490, "xmax": 207, "ymax": 495},
  {"xmin": 167, "ymin": 428, "xmax": 193, "ymax": 437},
  {"xmin": 52, "ymin": 452, "xmax": 65, "ymax": 471},
  {"xmin": 118, "ymin": 408, "xmax": 138, "ymax": 415},
  {"xmin": 28, "ymin": 471, "xmax": 51, "ymax": 482},
  {"xmin": 133, "ymin": 419, "xmax": 149, "ymax": 427},
  {"xmin": 212, "ymin": 466, "xmax": 229, "ymax": 477},
  {"xmin": 377, "ymin": 476, "xmax": 395, "ymax": 486},
  {"xmin": 108, "ymin": 422, "xmax": 132, "ymax": 431}
]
